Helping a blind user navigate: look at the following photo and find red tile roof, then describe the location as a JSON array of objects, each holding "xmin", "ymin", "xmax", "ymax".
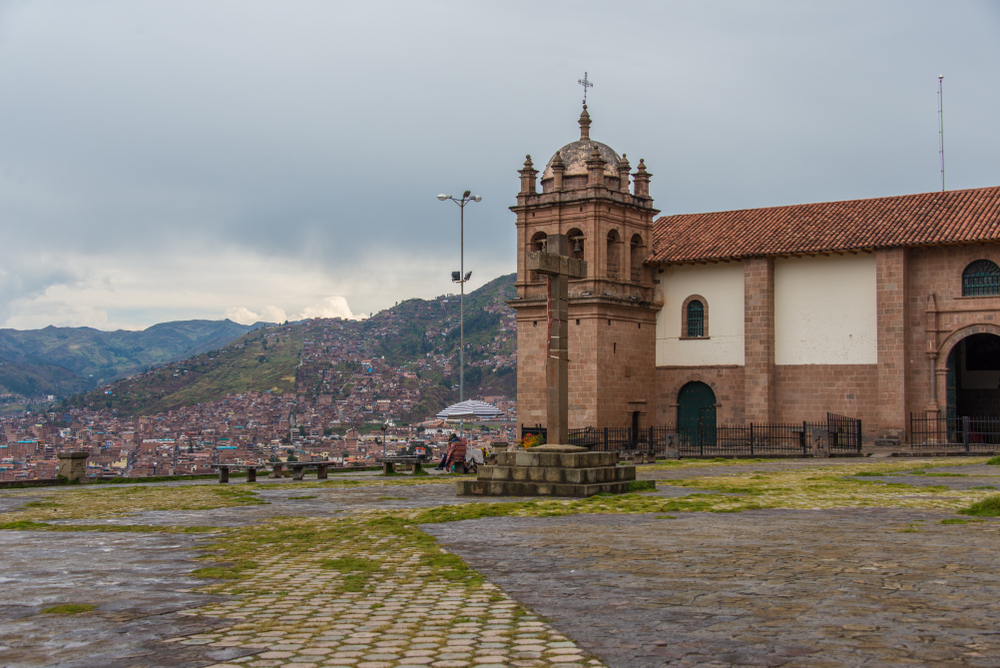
[{"xmin": 649, "ymin": 186, "xmax": 1000, "ymax": 263}]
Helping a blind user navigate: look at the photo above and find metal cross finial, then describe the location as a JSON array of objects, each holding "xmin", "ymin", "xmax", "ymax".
[{"xmin": 578, "ymin": 72, "xmax": 593, "ymax": 105}]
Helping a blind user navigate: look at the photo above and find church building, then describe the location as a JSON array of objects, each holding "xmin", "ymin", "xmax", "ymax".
[{"xmin": 511, "ymin": 106, "xmax": 1000, "ymax": 442}]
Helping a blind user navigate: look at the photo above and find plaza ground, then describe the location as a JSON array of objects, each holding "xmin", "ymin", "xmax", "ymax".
[{"xmin": 2, "ymin": 458, "xmax": 999, "ymax": 668}]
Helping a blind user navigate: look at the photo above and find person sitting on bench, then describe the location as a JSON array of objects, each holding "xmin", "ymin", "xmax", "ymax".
[{"xmin": 434, "ymin": 433, "xmax": 467, "ymax": 471}]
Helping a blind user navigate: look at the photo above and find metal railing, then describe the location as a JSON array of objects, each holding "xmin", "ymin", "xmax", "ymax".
[
  {"xmin": 521, "ymin": 412, "xmax": 862, "ymax": 457},
  {"xmin": 910, "ymin": 413, "xmax": 1000, "ymax": 450}
]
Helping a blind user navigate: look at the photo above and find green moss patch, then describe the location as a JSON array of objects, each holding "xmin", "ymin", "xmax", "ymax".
[{"xmin": 41, "ymin": 604, "xmax": 94, "ymax": 615}]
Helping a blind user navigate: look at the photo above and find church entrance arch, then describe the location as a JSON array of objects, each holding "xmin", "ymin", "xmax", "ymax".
[
  {"xmin": 945, "ymin": 333, "xmax": 1000, "ymax": 421},
  {"xmin": 677, "ymin": 382, "xmax": 716, "ymax": 448}
]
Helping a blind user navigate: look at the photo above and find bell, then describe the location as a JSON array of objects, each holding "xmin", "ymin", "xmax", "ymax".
[{"xmin": 573, "ymin": 239, "xmax": 583, "ymax": 253}]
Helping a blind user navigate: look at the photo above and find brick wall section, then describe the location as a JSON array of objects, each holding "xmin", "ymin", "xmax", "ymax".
[
  {"xmin": 516, "ymin": 300, "xmax": 658, "ymax": 433},
  {"xmin": 774, "ymin": 364, "xmax": 879, "ymax": 439},
  {"xmin": 876, "ymin": 248, "xmax": 907, "ymax": 436},
  {"xmin": 656, "ymin": 366, "xmax": 745, "ymax": 426},
  {"xmin": 744, "ymin": 258, "xmax": 775, "ymax": 422}
]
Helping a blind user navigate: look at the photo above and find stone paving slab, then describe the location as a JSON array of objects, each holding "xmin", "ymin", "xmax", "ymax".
[
  {"xmin": 0, "ymin": 530, "xmax": 253, "ymax": 668},
  {"xmin": 424, "ymin": 508, "xmax": 1000, "ymax": 668}
]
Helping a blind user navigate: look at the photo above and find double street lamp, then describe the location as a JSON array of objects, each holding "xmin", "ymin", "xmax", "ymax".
[{"xmin": 437, "ymin": 190, "xmax": 482, "ymax": 434}]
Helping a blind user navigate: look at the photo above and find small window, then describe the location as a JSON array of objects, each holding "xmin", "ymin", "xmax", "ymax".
[
  {"xmin": 686, "ymin": 301, "xmax": 704, "ymax": 337},
  {"xmin": 962, "ymin": 260, "xmax": 1000, "ymax": 296},
  {"xmin": 681, "ymin": 295, "xmax": 708, "ymax": 338}
]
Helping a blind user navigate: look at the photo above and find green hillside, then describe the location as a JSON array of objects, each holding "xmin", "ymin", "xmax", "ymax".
[
  {"xmin": 63, "ymin": 331, "xmax": 302, "ymax": 415},
  {"xmin": 62, "ymin": 274, "xmax": 518, "ymax": 419},
  {"xmin": 0, "ymin": 319, "xmax": 257, "ymax": 398}
]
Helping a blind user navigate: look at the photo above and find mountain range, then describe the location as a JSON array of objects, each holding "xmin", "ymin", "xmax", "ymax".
[
  {"xmin": 0, "ymin": 320, "xmax": 259, "ymax": 404},
  {"xmin": 16, "ymin": 274, "xmax": 518, "ymax": 418}
]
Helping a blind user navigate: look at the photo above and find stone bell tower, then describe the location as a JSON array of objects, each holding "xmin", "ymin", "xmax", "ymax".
[{"xmin": 510, "ymin": 105, "xmax": 660, "ymax": 434}]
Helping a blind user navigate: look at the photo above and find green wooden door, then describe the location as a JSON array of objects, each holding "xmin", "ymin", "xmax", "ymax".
[{"xmin": 678, "ymin": 382, "xmax": 717, "ymax": 448}]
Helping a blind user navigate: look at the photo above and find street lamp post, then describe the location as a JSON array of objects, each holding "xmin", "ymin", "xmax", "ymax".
[{"xmin": 437, "ymin": 190, "xmax": 482, "ymax": 435}]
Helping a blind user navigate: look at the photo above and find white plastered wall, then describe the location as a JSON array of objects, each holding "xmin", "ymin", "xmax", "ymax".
[
  {"xmin": 774, "ymin": 254, "xmax": 877, "ymax": 365},
  {"xmin": 655, "ymin": 262, "xmax": 744, "ymax": 366}
]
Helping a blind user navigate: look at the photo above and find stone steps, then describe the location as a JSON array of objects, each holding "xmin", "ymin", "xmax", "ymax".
[
  {"xmin": 457, "ymin": 479, "xmax": 636, "ymax": 497},
  {"xmin": 476, "ymin": 463, "xmax": 635, "ymax": 485}
]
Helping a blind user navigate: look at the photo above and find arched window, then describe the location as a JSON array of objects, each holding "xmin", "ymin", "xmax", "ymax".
[
  {"xmin": 630, "ymin": 234, "xmax": 645, "ymax": 283},
  {"xmin": 962, "ymin": 260, "xmax": 1000, "ymax": 296},
  {"xmin": 681, "ymin": 295, "xmax": 708, "ymax": 338}
]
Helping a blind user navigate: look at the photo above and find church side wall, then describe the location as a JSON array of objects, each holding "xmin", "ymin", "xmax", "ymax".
[
  {"xmin": 655, "ymin": 263, "xmax": 744, "ymax": 366},
  {"xmin": 774, "ymin": 254, "xmax": 877, "ymax": 365},
  {"xmin": 773, "ymin": 364, "xmax": 879, "ymax": 437}
]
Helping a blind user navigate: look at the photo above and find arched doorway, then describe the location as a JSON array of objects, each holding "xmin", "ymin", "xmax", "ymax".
[
  {"xmin": 677, "ymin": 382, "xmax": 717, "ymax": 448},
  {"xmin": 946, "ymin": 333, "xmax": 1000, "ymax": 420}
]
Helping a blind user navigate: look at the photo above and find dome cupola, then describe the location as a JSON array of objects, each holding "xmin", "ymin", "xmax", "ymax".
[{"xmin": 540, "ymin": 105, "xmax": 622, "ymax": 193}]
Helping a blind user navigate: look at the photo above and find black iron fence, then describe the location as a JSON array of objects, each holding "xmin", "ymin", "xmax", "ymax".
[
  {"xmin": 521, "ymin": 412, "xmax": 862, "ymax": 457},
  {"xmin": 909, "ymin": 413, "xmax": 1000, "ymax": 450}
]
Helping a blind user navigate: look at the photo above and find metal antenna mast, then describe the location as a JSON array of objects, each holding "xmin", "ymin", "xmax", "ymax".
[{"xmin": 938, "ymin": 75, "xmax": 946, "ymax": 192}]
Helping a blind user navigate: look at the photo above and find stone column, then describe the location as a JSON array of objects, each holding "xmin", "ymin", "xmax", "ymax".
[
  {"xmin": 876, "ymin": 248, "xmax": 907, "ymax": 438},
  {"xmin": 57, "ymin": 451, "xmax": 89, "ymax": 482},
  {"xmin": 744, "ymin": 258, "xmax": 775, "ymax": 422}
]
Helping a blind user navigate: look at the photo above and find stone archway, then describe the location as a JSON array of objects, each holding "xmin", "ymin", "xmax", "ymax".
[
  {"xmin": 945, "ymin": 333, "xmax": 1000, "ymax": 419},
  {"xmin": 936, "ymin": 324, "xmax": 1000, "ymax": 420}
]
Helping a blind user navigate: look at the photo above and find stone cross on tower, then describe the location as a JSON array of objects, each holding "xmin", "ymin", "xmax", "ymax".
[
  {"xmin": 577, "ymin": 72, "xmax": 593, "ymax": 105},
  {"xmin": 525, "ymin": 234, "xmax": 587, "ymax": 445}
]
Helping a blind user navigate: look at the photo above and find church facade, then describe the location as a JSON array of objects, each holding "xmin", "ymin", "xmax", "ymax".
[{"xmin": 511, "ymin": 107, "xmax": 1000, "ymax": 441}]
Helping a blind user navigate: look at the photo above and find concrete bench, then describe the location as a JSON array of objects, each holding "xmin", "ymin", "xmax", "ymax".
[
  {"xmin": 269, "ymin": 461, "xmax": 338, "ymax": 480},
  {"xmin": 376, "ymin": 456, "xmax": 424, "ymax": 474},
  {"xmin": 214, "ymin": 465, "xmax": 262, "ymax": 483}
]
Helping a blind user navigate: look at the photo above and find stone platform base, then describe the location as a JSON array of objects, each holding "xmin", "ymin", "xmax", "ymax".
[{"xmin": 456, "ymin": 444, "xmax": 636, "ymax": 498}]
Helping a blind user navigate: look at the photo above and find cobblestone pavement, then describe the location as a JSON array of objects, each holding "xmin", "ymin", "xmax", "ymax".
[
  {"xmin": 425, "ymin": 508, "xmax": 1000, "ymax": 667},
  {"xmin": 2, "ymin": 459, "xmax": 1000, "ymax": 668}
]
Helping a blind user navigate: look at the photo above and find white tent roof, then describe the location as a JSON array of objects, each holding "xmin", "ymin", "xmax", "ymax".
[{"xmin": 435, "ymin": 399, "xmax": 504, "ymax": 420}]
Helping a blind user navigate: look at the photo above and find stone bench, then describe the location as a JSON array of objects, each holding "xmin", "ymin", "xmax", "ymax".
[
  {"xmin": 269, "ymin": 461, "xmax": 339, "ymax": 480},
  {"xmin": 376, "ymin": 456, "xmax": 424, "ymax": 474},
  {"xmin": 215, "ymin": 461, "xmax": 342, "ymax": 483},
  {"xmin": 214, "ymin": 464, "xmax": 262, "ymax": 484}
]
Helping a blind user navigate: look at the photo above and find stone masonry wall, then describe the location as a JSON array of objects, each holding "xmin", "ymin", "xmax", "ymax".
[
  {"xmin": 744, "ymin": 258, "xmax": 775, "ymax": 422},
  {"xmin": 876, "ymin": 248, "xmax": 908, "ymax": 437},
  {"xmin": 655, "ymin": 365, "xmax": 745, "ymax": 427}
]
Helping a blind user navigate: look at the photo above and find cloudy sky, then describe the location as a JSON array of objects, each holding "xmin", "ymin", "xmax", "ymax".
[{"xmin": 1, "ymin": 1, "xmax": 998, "ymax": 331}]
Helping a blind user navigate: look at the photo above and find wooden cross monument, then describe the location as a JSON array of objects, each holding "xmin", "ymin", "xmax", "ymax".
[{"xmin": 525, "ymin": 234, "xmax": 587, "ymax": 444}]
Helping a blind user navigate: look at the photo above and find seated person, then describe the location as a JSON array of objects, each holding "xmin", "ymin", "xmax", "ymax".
[{"xmin": 434, "ymin": 433, "xmax": 467, "ymax": 471}]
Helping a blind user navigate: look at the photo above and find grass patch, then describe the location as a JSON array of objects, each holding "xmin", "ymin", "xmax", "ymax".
[
  {"xmin": 985, "ymin": 456, "xmax": 1000, "ymax": 465},
  {"xmin": 970, "ymin": 485, "xmax": 997, "ymax": 490},
  {"xmin": 654, "ymin": 515, "xmax": 678, "ymax": 519},
  {"xmin": 627, "ymin": 480, "xmax": 656, "ymax": 492},
  {"xmin": 0, "ymin": 520, "xmax": 51, "ymax": 530},
  {"xmin": 958, "ymin": 494, "xmax": 1000, "ymax": 517},
  {"xmin": 377, "ymin": 496, "xmax": 407, "ymax": 500},
  {"xmin": 319, "ymin": 557, "xmax": 381, "ymax": 573},
  {"xmin": 288, "ymin": 495, "xmax": 317, "ymax": 500},
  {"xmin": 41, "ymin": 604, "xmax": 94, "ymax": 615},
  {"xmin": 908, "ymin": 470, "xmax": 967, "ymax": 477},
  {"xmin": 23, "ymin": 500, "xmax": 60, "ymax": 508}
]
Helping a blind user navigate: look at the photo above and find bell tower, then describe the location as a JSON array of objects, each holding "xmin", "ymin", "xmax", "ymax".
[{"xmin": 510, "ymin": 104, "xmax": 660, "ymax": 434}]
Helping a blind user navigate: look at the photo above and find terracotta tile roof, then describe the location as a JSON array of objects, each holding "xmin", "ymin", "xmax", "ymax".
[{"xmin": 649, "ymin": 185, "xmax": 1000, "ymax": 263}]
